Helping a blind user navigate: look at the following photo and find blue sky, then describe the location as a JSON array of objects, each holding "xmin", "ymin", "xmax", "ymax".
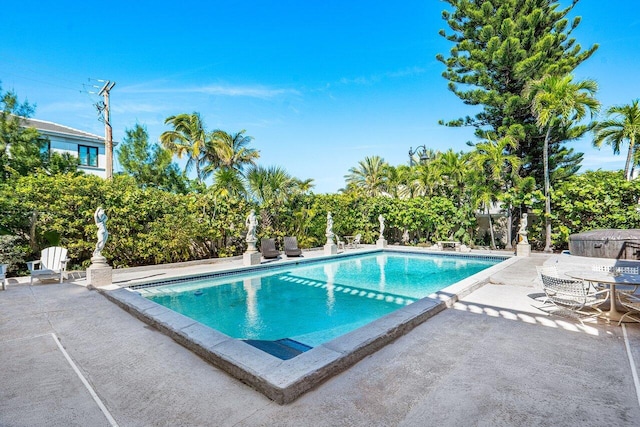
[{"xmin": 2, "ymin": 1, "xmax": 639, "ymax": 193}]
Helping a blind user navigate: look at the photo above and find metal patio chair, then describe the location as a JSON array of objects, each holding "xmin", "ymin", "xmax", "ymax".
[
  {"xmin": 540, "ymin": 273, "xmax": 609, "ymax": 317},
  {"xmin": 535, "ymin": 265, "xmax": 560, "ymax": 305},
  {"xmin": 617, "ymin": 291, "xmax": 640, "ymax": 325}
]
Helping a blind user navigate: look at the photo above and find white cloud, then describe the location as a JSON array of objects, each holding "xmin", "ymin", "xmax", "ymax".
[
  {"xmin": 337, "ymin": 66, "xmax": 427, "ymax": 87},
  {"xmin": 119, "ymin": 82, "xmax": 300, "ymax": 99}
]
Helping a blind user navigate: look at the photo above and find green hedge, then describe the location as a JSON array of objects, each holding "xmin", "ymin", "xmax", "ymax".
[
  {"xmin": 0, "ymin": 174, "xmax": 251, "ymax": 270},
  {"xmin": 2, "ymin": 170, "xmax": 638, "ymax": 274}
]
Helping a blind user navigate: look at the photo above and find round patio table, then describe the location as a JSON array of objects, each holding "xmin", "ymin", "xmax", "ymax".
[{"xmin": 565, "ymin": 270, "xmax": 640, "ymax": 323}]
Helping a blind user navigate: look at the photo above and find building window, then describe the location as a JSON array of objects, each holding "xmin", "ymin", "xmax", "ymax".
[
  {"xmin": 40, "ymin": 140, "xmax": 51, "ymax": 157},
  {"xmin": 78, "ymin": 145, "xmax": 98, "ymax": 167}
]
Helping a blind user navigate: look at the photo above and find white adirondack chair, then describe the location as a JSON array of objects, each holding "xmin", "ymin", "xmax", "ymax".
[
  {"xmin": 0, "ymin": 263, "xmax": 8, "ymax": 290},
  {"xmin": 27, "ymin": 247, "xmax": 69, "ymax": 285}
]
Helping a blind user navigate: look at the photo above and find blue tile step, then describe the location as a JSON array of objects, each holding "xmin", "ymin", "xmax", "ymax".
[{"xmin": 243, "ymin": 338, "xmax": 313, "ymax": 360}]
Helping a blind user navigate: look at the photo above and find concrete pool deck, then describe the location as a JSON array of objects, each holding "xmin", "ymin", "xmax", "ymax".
[{"xmin": 1, "ymin": 248, "xmax": 640, "ymax": 426}]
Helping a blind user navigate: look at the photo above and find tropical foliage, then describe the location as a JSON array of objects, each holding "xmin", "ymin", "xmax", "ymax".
[
  {"xmin": 593, "ymin": 100, "xmax": 640, "ymax": 181},
  {"xmin": 117, "ymin": 124, "xmax": 190, "ymax": 193},
  {"xmin": 550, "ymin": 171, "xmax": 640, "ymax": 249},
  {"xmin": 3, "ymin": 3, "xmax": 640, "ymax": 277},
  {"xmin": 159, "ymin": 113, "xmax": 210, "ymax": 184},
  {"xmin": 525, "ymin": 74, "xmax": 600, "ymax": 251}
]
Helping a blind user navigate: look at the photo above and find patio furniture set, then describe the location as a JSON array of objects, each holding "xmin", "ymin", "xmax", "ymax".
[{"xmin": 537, "ymin": 264, "xmax": 640, "ymax": 324}]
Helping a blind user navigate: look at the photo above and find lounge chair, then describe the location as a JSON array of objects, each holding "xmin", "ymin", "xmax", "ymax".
[
  {"xmin": 260, "ymin": 238, "xmax": 280, "ymax": 259},
  {"xmin": 336, "ymin": 235, "xmax": 345, "ymax": 251},
  {"xmin": 539, "ymin": 273, "xmax": 609, "ymax": 316},
  {"xmin": 284, "ymin": 236, "xmax": 302, "ymax": 257},
  {"xmin": 351, "ymin": 233, "xmax": 361, "ymax": 249},
  {"xmin": 27, "ymin": 246, "xmax": 68, "ymax": 285},
  {"xmin": 0, "ymin": 263, "xmax": 7, "ymax": 290}
]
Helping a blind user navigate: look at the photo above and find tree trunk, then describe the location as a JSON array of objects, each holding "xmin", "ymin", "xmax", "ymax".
[
  {"xmin": 625, "ymin": 136, "xmax": 636, "ymax": 181},
  {"xmin": 29, "ymin": 211, "xmax": 38, "ymax": 251},
  {"xmin": 505, "ymin": 203, "xmax": 513, "ymax": 250},
  {"xmin": 487, "ymin": 206, "xmax": 496, "ymax": 249},
  {"xmin": 543, "ymin": 126, "xmax": 553, "ymax": 253},
  {"xmin": 195, "ymin": 160, "xmax": 202, "ymax": 184}
]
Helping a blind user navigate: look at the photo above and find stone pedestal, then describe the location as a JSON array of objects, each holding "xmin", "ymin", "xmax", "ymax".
[
  {"xmin": 376, "ymin": 238, "xmax": 388, "ymax": 249},
  {"xmin": 516, "ymin": 243, "xmax": 531, "ymax": 257},
  {"xmin": 324, "ymin": 243, "xmax": 337, "ymax": 255},
  {"xmin": 246, "ymin": 238, "xmax": 258, "ymax": 253},
  {"xmin": 243, "ymin": 251, "xmax": 261, "ymax": 266},
  {"xmin": 86, "ymin": 256, "xmax": 112, "ymax": 288}
]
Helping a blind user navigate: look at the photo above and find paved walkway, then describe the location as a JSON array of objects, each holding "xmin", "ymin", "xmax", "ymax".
[{"xmin": 1, "ymin": 251, "xmax": 640, "ymax": 426}]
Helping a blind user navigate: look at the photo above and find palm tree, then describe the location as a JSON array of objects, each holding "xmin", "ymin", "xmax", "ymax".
[
  {"xmin": 593, "ymin": 100, "xmax": 640, "ymax": 181},
  {"xmin": 413, "ymin": 157, "xmax": 443, "ymax": 197},
  {"xmin": 202, "ymin": 129, "xmax": 260, "ymax": 179},
  {"xmin": 525, "ymin": 74, "xmax": 600, "ymax": 252},
  {"xmin": 469, "ymin": 173, "xmax": 501, "ymax": 248},
  {"xmin": 246, "ymin": 165, "xmax": 293, "ymax": 205},
  {"xmin": 290, "ymin": 177, "xmax": 315, "ymax": 195},
  {"xmin": 438, "ymin": 149, "xmax": 469, "ymax": 207},
  {"xmin": 245, "ymin": 165, "xmax": 314, "ymax": 232},
  {"xmin": 470, "ymin": 135, "xmax": 521, "ymax": 248},
  {"xmin": 160, "ymin": 113, "xmax": 210, "ymax": 184},
  {"xmin": 392, "ymin": 164, "xmax": 416, "ymax": 199},
  {"xmin": 344, "ymin": 155, "xmax": 390, "ymax": 197},
  {"xmin": 209, "ymin": 168, "xmax": 246, "ymax": 199}
]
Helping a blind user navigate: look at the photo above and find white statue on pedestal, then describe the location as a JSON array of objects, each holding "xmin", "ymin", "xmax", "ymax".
[
  {"xmin": 326, "ymin": 212, "xmax": 335, "ymax": 244},
  {"xmin": 93, "ymin": 207, "xmax": 108, "ymax": 257},
  {"xmin": 378, "ymin": 214, "xmax": 385, "ymax": 239},
  {"xmin": 518, "ymin": 213, "xmax": 528, "ymax": 244},
  {"xmin": 246, "ymin": 209, "xmax": 258, "ymax": 242}
]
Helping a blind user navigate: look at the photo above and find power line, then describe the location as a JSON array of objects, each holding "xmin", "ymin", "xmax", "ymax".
[
  {"xmin": 0, "ymin": 59, "xmax": 95, "ymax": 95},
  {"xmin": 1, "ymin": 71, "xmax": 87, "ymax": 93}
]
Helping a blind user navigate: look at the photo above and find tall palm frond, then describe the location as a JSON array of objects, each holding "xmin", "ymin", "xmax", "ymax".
[
  {"xmin": 344, "ymin": 155, "xmax": 389, "ymax": 197},
  {"xmin": 593, "ymin": 100, "xmax": 640, "ymax": 180},
  {"xmin": 209, "ymin": 168, "xmax": 246, "ymax": 199},
  {"xmin": 160, "ymin": 113, "xmax": 210, "ymax": 183},
  {"xmin": 202, "ymin": 129, "xmax": 260, "ymax": 180}
]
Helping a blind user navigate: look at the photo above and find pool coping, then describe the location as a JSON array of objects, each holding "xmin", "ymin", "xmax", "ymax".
[{"xmin": 100, "ymin": 249, "xmax": 518, "ymax": 404}]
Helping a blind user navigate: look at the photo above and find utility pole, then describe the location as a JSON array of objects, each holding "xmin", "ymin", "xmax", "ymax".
[{"xmin": 98, "ymin": 81, "xmax": 116, "ymax": 180}]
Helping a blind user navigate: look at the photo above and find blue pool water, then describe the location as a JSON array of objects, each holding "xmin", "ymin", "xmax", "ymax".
[{"xmin": 140, "ymin": 252, "xmax": 499, "ymax": 347}]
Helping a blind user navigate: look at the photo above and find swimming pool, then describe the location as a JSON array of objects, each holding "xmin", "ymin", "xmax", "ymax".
[
  {"xmin": 140, "ymin": 253, "xmax": 498, "ymax": 349},
  {"xmin": 105, "ymin": 249, "xmax": 514, "ymax": 403}
]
